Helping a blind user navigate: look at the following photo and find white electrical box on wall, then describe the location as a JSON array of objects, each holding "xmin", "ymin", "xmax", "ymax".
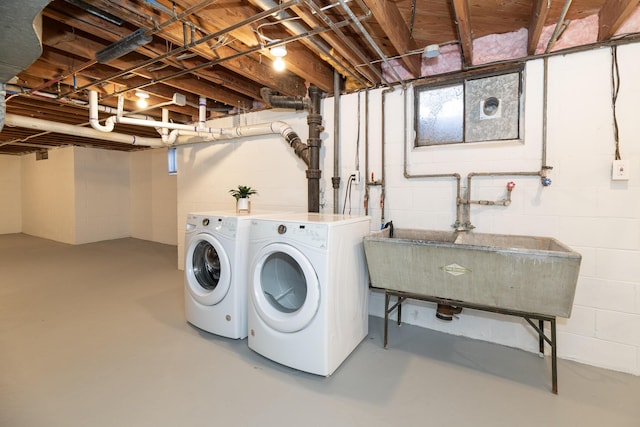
[{"xmin": 611, "ymin": 160, "xmax": 630, "ymax": 181}]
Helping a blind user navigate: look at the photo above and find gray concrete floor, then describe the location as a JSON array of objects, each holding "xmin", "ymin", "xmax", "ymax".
[{"xmin": 1, "ymin": 234, "xmax": 639, "ymax": 427}]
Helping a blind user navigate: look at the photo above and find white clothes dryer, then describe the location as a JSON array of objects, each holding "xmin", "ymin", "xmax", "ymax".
[
  {"xmin": 247, "ymin": 213, "xmax": 371, "ymax": 376},
  {"xmin": 184, "ymin": 211, "xmax": 284, "ymax": 339}
]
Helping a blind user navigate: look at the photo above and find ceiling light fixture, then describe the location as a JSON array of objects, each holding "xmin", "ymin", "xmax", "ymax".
[
  {"xmin": 270, "ymin": 45, "xmax": 287, "ymax": 71},
  {"xmin": 273, "ymin": 57, "xmax": 286, "ymax": 72},
  {"xmin": 270, "ymin": 45, "xmax": 287, "ymax": 58},
  {"xmin": 135, "ymin": 91, "xmax": 149, "ymax": 109},
  {"xmin": 423, "ymin": 44, "xmax": 440, "ymax": 58}
]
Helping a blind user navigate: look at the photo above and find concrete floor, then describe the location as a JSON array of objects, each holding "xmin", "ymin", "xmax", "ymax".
[{"xmin": 1, "ymin": 234, "xmax": 639, "ymax": 427}]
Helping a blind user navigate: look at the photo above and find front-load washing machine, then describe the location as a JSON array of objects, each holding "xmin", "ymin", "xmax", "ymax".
[
  {"xmin": 247, "ymin": 212, "xmax": 371, "ymax": 375},
  {"xmin": 184, "ymin": 211, "xmax": 284, "ymax": 339}
]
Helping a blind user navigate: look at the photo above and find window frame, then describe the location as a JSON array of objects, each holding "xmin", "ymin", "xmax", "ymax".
[{"xmin": 413, "ymin": 65, "xmax": 525, "ymax": 148}]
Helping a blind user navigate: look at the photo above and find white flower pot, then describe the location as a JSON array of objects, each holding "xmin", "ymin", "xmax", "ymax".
[{"xmin": 236, "ymin": 198, "xmax": 250, "ymax": 214}]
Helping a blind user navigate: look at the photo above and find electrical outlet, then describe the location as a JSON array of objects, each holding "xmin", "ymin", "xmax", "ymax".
[
  {"xmin": 351, "ymin": 171, "xmax": 361, "ymax": 185},
  {"xmin": 612, "ymin": 160, "xmax": 630, "ymax": 181}
]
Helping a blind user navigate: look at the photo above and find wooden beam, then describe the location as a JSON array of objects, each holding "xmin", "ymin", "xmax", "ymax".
[
  {"xmin": 41, "ymin": 18, "xmax": 255, "ymax": 108},
  {"xmin": 289, "ymin": 5, "xmax": 380, "ymax": 87},
  {"xmin": 176, "ymin": 0, "xmax": 336, "ymax": 92},
  {"xmin": 528, "ymin": 0, "xmax": 552, "ymax": 55},
  {"xmin": 598, "ymin": 0, "xmax": 640, "ymax": 41},
  {"xmin": 361, "ymin": 0, "xmax": 421, "ymax": 78},
  {"xmin": 82, "ymin": 0, "xmax": 315, "ymax": 95},
  {"xmin": 451, "ymin": 0, "xmax": 473, "ymax": 67}
]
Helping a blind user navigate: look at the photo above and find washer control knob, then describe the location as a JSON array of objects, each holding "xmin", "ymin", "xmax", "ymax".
[{"xmin": 277, "ymin": 224, "xmax": 287, "ymax": 234}]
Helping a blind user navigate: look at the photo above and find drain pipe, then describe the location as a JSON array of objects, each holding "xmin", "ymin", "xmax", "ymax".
[
  {"xmin": 379, "ymin": 86, "xmax": 396, "ymax": 227},
  {"xmin": 4, "ymin": 113, "xmax": 167, "ymax": 147},
  {"xmin": 332, "ymin": 70, "xmax": 341, "ymax": 213},
  {"xmin": 307, "ymin": 85, "xmax": 323, "ymax": 213},
  {"xmin": 262, "ymin": 85, "xmax": 324, "ymax": 212},
  {"xmin": 364, "ymin": 89, "xmax": 373, "ymax": 215},
  {"xmin": 260, "ymin": 87, "xmax": 308, "ymax": 111},
  {"xmin": 89, "ymin": 90, "xmax": 307, "ymax": 156}
]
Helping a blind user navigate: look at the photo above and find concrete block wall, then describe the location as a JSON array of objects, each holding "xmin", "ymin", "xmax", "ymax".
[
  {"xmin": 21, "ymin": 146, "xmax": 76, "ymax": 243},
  {"xmin": 176, "ymin": 110, "xmax": 309, "ymax": 267},
  {"xmin": 131, "ymin": 148, "xmax": 178, "ymax": 245},
  {"xmin": 0, "ymin": 154, "xmax": 21, "ymax": 234},
  {"xmin": 361, "ymin": 46, "xmax": 640, "ymax": 375},
  {"xmin": 74, "ymin": 147, "xmax": 130, "ymax": 244},
  {"xmin": 176, "ymin": 43, "xmax": 639, "ymax": 375},
  {"xmin": 0, "ymin": 146, "xmax": 176, "ymax": 245}
]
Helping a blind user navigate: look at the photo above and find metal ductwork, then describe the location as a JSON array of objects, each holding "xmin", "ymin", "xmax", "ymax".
[{"xmin": 0, "ymin": 0, "xmax": 52, "ymax": 131}]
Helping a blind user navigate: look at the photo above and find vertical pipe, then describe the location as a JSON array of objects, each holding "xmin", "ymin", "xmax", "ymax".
[
  {"xmin": 161, "ymin": 108, "xmax": 170, "ymax": 142},
  {"xmin": 307, "ymin": 85, "xmax": 323, "ymax": 213},
  {"xmin": 542, "ymin": 57, "xmax": 549, "ymax": 168},
  {"xmin": 332, "ymin": 70, "xmax": 341, "ymax": 213},
  {"xmin": 199, "ymin": 97, "xmax": 207, "ymax": 129},
  {"xmin": 380, "ymin": 87, "xmax": 394, "ymax": 226},
  {"xmin": 364, "ymin": 89, "xmax": 370, "ymax": 215}
]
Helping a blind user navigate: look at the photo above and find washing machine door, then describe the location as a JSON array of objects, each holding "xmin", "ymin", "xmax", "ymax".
[
  {"xmin": 251, "ymin": 243, "xmax": 320, "ymax": 333},
  {"xmin": 185, "ymin": 233, "xmax": 231, "ymax": 306}
]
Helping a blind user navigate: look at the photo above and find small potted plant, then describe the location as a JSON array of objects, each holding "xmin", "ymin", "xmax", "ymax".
[{"xmin": 229, "ymin": 185, "xmax": 257, "ymax": 213}]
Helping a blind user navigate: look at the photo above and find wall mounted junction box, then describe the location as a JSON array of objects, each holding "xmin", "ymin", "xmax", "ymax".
[{"xmin": 612, "ymin": 160, "xmax": 630, "ymax": 181}]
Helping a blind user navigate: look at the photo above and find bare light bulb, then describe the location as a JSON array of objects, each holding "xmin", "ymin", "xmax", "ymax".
[
  {"xmin": 135, "ymin": 91, "xmax": 149, "ymax": 109},
  {"xmin": 273, "ymin": 57, "xmax": 286, "ymax": 72}
]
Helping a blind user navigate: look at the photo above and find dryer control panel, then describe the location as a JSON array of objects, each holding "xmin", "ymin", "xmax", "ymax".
[
  {"xmin": 188, "ymin": 214, "xmax": 237, "ymax": 238},
  {"xmin": 252, "ymin": 220, "xmax": 328, "ymax": 249}
]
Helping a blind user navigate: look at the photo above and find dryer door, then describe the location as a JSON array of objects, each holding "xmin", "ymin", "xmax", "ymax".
[
  {"xmin": 250, "ymin": 243, "xmax": 320, "ymax": 333},
  {"xmin": 185, "ymin": 233, "xmax": 231, "ymax": 306}
]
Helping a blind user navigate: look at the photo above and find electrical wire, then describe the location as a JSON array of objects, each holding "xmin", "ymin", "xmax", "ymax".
[
  {"xmin": 342, "ymin": 174, "xmax": 355, "ymax": 214},
  {"xmin": 355, "ymin": 91, "xmax": 360, "ymax": 171},
  {"xmin": 611, "ymin": 45, "xmax": 621, "ymax": 160}
]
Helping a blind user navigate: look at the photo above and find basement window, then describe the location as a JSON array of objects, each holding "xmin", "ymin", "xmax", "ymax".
[
  {"xmin": 168, "ymin": 147, "xmax": 177, "ymax": 175},
  {"xmin": 414, "ymin": 66, "xmax": 524, "ymax": 147}
]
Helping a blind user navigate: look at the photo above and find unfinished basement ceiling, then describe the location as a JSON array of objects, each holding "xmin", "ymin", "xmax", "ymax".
[{"xmin": 1, "ymin": 0, "xmax": 640, "ymax": 155}]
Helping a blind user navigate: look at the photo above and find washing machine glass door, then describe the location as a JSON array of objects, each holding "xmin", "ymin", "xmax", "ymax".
[
  {"xmin": 251, "ymin": 243, "xmax": 320, "ymax": 333},
  {"xmin": 185, "ymin": 233, "xmax": 231, "ymax": 306}
]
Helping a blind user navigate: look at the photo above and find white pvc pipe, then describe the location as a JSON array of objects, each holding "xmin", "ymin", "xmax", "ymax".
[
  {"xmin": 89, "ymin": 91, "xmax": 115, "ymax": 132},
  {"xmin": 199, "ymin": 97, "xmax": 206, "ymax": 129},
  {"xmin": 161, "ymin": 108, "xmax": 170, "ymax": 143},
  {"xmin": 163, "ymin": 120, "xmax": 300, "ymax": 145},
  {"xmin": 5, "ymin": 113, "xmax": 166, "ymax": 148},
  {"xmin": 85, "ymin": 91, "xmax": 305, "ymax": 151}
]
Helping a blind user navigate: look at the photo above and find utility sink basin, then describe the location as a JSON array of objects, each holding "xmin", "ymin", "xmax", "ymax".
[{"xmin": 363, "ymin": 228, "xmax": 582, "ymax": 318}]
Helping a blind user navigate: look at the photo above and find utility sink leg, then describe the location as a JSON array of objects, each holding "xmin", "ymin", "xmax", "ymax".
[
  {"xmin": 551, "ymin": 318, "xmax": 558, "ymax": 394},
  {"xmin": 538, "ymin": 319, "xmax": 545, "ymax": 355},
  {"xmin": 384, "ymin": 292, "xmax": 390, "ymax": 349}
]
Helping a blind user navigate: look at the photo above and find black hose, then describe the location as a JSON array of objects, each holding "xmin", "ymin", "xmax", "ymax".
[{"xmin": 383, "ymin": 221, "xmax": 394, "ymax": 238}]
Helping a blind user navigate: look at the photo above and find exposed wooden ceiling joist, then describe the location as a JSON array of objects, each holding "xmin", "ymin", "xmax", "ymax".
[{"xmin": 2, "ymin": 0, "xmax": 640, "ymax": 155}]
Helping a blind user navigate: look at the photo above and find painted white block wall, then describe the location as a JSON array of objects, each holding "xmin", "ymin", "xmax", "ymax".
[
  {"xmin": 0, "ymin": 155, "xmax": 21, "ymax": 233},
  {"xmin": 3, "ymin": 146, "xmax": 176, "ymax": 246},
  {"xmin": 21, "ymin": 146, "xmax": 76, "ymax": 243},
  {"xmin": 176, "ymin": 110, "xmax": 309, "ymax": 267},
  {"xmin": 130, "ymin": 148, "xmax": 178, "ymax": 245},
  {"xmin": 364, "ymin": 46, "xmax": 640, "ymax": 375},
  {"xmin": 174, "ymin": 43, "xmax": 640, "ymax": 375},
  {"xmin": 74, "ymin": 147, "xmax": 130, "ymax": 244}
]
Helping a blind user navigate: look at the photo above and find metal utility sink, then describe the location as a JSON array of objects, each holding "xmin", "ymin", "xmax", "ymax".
[{"xmin": 364, "ymin": 228, "xmax": 582, "ymax": 318}]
